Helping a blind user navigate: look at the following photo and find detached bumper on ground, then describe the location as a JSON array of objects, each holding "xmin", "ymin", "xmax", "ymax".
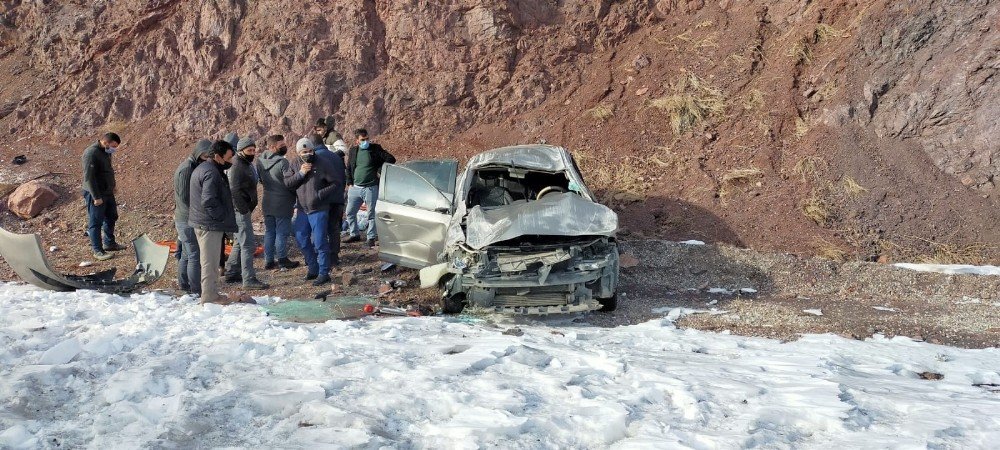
[{"xmin": 0, "ymin": 226, "xmax": 169, "ymax": 293}]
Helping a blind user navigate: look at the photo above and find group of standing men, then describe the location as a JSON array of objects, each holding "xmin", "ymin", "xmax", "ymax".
[{"xmin": 80, "ymin": 120, "xmax": 395, "ymax": 304}]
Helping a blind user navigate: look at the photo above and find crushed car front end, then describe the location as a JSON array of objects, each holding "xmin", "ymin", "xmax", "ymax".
[{"xmin": 442, "ymin": 236, "xmax": 619, "ymax": 314}]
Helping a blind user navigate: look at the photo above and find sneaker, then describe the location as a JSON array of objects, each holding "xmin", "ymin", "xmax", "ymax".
[
  {"xmin": 224, "ymin": 274, "xmax": 242, "ymax": 284},
  {"xmin": 277, "ymin": 258, "xmax": 301, "ymax": 269},
  {"xmin": 303, "ymin": 273, "xmax": 318, "ymax": 281},
  {"xmin": 312, "ymin": 274, "xmax": 331, "ymax": 286},
  {"xmin": 104, "ymin": 242, "xmax": 127, "ymax": 252},
  {"xmin": 243, "ymin": 278, "xmax": 270, "ymax": 290},
  {"xmin": 264, "ymin": 261, "xmax": 277, "ymax": 270},
  {"xmin": 344, "ymin": 235, "xmax": 362, "ymax": 243},
  {"xmin": 93, "ymin": 251, "xmax": 113, "ymax": 261},
  {"xmin": 366, "ymin": 239, "xmax": 376, "ymax": 248}
]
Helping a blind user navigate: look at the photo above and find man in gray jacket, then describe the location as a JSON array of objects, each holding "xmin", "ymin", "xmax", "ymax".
[
  {"xmin": 257, "ymin": 135, "xmax": 300, "ymax": 270},
  {"xmin": 81, "ymin": 132, "xmax": 124, "ymax": 261},
  {"xmin": 189, "ymin": 140, "xmax": 238, "ymax": 304},
  {"xmin": 223, "ymin": 137, "xmax": 269, "ymax": 290},
  {"xmin": 173, "ymin": 139, "xmax": 212, "ymax": 295}
]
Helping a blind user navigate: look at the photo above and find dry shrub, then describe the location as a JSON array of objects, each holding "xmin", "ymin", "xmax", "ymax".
[
  {"xmin": 742, "ymin": 89, "xmax": 765, "ymax": 111},
  {"xmin": 794, "ymin": 116, "xmax": 810, "ymax": 138},
  {"xmin": 575, "ymin": 154, "xmax": 652, "ymax": 205},
  {"xmin": 801, "ymin": 190, "xmax": 831, "ymax": 225},
  {"xmin": 842, "ymin": 176, "xmax": 868, "ymax": 197},
  {"xmin": 816, "ymin": 81, "xmax": 839, "ymax": 101},
  {"xmin": 788, "ymin": 39, "xmax": 813, "ymax": 65},
  {"xmin": 587, "ymin": 104, "xmax": 614, "ymax": 121},
  {"xmin": 718, "ymin": 167, "xmax": 763, "ymax": 198},
  {"xmin": 650, "ymin": 73, "xmax": 726, "ymax": 135},
  {"xmin": 813, "ymin": 238, "xmax": 848, "ymax": 262},
  {"xmin": 814, "ymin": 24, "xmax": 849, "ymax": 44},
  {"xmin": 791, "ymin": 156, "xmax": 826, "ymax": 182}
]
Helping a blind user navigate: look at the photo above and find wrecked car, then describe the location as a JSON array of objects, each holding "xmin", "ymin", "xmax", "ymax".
[
  {"xmin": 374, "ymin": 145, "xmax": 619, "ymax": 314},
  {"xmin": 0, "ymin": 227, "xmax": 169, "ymax": 293}
]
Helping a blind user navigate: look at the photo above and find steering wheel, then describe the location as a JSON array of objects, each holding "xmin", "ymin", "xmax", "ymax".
[{"xmin": 536, "ymin": 186, "xmax": 567, "ymax": 200}]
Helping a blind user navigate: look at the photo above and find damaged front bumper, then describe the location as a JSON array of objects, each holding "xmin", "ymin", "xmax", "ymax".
[
  {"xmin": 0, "ymin": 227, "xmax": 169, "ymax": 293},
  {"xmin": 442, "ymin": 237, "xmax": 619, "ymax": 314}
]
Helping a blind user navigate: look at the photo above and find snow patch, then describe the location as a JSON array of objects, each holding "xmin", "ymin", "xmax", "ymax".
[
  {"xmin": 803, "ymin": 309, "xmax": 824, "ymax": 316},
  {"xmin": 679, "ymin": 240, "xmax": 706, "ymax": 246},
  {"xmin": 894, "ymin": 263, "xmax": 1000, "ymax": 276}
]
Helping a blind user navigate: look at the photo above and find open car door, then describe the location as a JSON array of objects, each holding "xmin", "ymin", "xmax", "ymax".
[{"xmin": 376, "ymin": 160, "xmax": 458, "ymax": 269}]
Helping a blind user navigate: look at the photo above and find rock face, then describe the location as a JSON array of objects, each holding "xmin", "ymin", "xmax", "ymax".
[
  {"xmin": 7, "ymin": 181, "xmax": 59, "ymax": 219},
  {"xmin": 0, "ymin": 0, "xmax": 998, "ymax": 258}
]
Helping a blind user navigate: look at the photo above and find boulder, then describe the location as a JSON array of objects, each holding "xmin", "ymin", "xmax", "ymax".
[{"xmin": 7, "ymin": 181, "xmax": 59, "ymax": 219}]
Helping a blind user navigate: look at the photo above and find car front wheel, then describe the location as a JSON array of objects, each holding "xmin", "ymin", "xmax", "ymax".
[{"xmin": 597, "ymin": 294, "xmax": 617, "ymax": 312}]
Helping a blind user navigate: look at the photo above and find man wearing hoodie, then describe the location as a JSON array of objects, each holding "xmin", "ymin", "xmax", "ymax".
[
  {"xmin": 173, "ymin": 139, "xmax": 213, "ymax": 295},
  {"xmin": 257, "ymin": 135, "xmax": 300, "ymax": 270},
  {"xmin": 223, "ymin": 137, "xmax": 269, "ymax": 290},
  {"xmin": 81, "ymin": 132, "xmax": 124, "ymax": 261},
  {"xmin": 345, "ymin": 128, "xmax": 395, "ymax": 248},
  {"xmin": 189, "ymin": 140, "xmax": 238, "ymax": 304},
  {"xmin": 284, "ymin": 138, "xmax": 341, "ymax": 285}
]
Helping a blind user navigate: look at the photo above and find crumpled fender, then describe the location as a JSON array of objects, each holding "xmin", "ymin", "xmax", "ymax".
[
  {"xmin": 0, "ymin": 226, "xmax": 169, "ymax": 293},
  {"xmin": 419, "ymin": 262, "xmax": 450, "ymax": 289}
]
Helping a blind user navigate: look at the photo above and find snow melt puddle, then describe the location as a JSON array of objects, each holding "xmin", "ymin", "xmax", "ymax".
[{"xmin": 1, "ymin": 283, "xmax": 1000, "ymax": 448}]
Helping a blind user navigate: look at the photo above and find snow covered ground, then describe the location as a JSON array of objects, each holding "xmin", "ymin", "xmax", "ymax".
[
  {"xmin": 2, "ymin": 283, "xmax": 1000, "ymax": 449},
  {"xmin": 894, "ymin": 263, "xmax": 1000, "ymax": 276}
]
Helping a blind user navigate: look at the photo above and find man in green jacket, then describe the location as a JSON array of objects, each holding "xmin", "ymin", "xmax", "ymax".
[{"xmin": 344, "ymin": 129, "xmax": 395, "ymax": 248}]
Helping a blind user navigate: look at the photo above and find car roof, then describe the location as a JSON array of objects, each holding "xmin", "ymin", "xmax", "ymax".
[{"xmin": 466, "ymin": 144, "xmax": 573, "ymax": 172}]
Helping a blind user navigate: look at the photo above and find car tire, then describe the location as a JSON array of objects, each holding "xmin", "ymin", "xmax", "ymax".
[
  {"xmin": 597, "ymin": 294, "xmax": 617, "ymax": 312},
  {"xmin": 442, "ymin": 293, "xmax": 466, "ymax": 314}
]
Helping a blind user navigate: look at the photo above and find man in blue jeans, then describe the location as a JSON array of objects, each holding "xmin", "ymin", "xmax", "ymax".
[
  {"xmin": 284, "ymin": 138, "xmax": 341, "ymax": 285},
  {"xmin": 81, "ymin": 132, "xmax": 124, "ymax": 261},
  {"xmin": 257, "ymin": 135, "xmax": 300, "ymax": 270},
  {"xmin": 344, "ymin": 128, "xmax": 395, "ymax": 248},
  {"xmin": 172, "ymin": 139, "xmax": 213, "ymax": 294}
]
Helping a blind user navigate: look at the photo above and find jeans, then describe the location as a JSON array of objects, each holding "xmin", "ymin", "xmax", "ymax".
[
  {"xmin": 224, "ymin": 211, "xmax": 257, "ymax": 281},
  {"xmin": 263, "ymin": 215, "xmax": 292, "ymax": 263},
  {"xmin": 83, "ymin": 191, "xmax": 118, "ymax": 252},
  {"xmin": 294, "ymin": 208, "xmax": 331, "ymax": 276},
  {"xmin": 194, "ymin": 229, "xmax": 224, "ymax": 303},
  {"xmin": 327, "ymin": 203, "xmax": 345, "ymax": 264},
  {"xmin": 175, "ymin": 220, "xmax": 201, "ymax": 295},
  {"xmin": 345, "ymin": 185, "xmax": 378, "ymax": 241}
]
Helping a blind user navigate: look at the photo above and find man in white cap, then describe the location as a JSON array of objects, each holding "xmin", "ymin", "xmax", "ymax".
[
  {"xmin": 283, "ymin": 137, "xmax": 343, "ymax": 285},
  {"xmin": 223, "ymin": 136, "xmax": 269, "ymax": 290}
]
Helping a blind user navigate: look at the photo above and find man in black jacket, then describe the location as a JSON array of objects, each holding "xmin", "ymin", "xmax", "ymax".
[
  {"xmin": 223, "ymin": 137, "xmax": 269, "ymax": 290},
  {"xmin": 344, "ymin": 128, "xmax": 395, "ymax": 248},
  {"xmin": 81, "ymin": 132, "xmax": 123, "ymax": 261},
  {"xmin": 173, "ymin": 139, "xmax": 213, "ymax": 295},
  {"xmin": 189, "ymin": 140, "xmax": 238, "ymax": 304},
  {"xmin": 284, "ymin": 138, "xmax": 340, "ymax": 285}
]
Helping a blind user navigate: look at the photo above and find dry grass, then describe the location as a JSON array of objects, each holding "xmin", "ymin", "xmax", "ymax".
[
  {"xmin": 794, "ymin": 116, "xmax": 810, "ymax": 139},
  {"xmin": 742, "ymin": 89, "xmax": 765, "ymax": 111},
  {"xmin": 842, "ymin": 176, "xmax": 868, "ymax": 197},
  {"xmin": 586, "ymin": 104, "xmax": 615, "ymax": 121},
  {"xmin": 801, "ymin": 190, "xmax": 831, "ymax": 225},
  {"xmin": 815, "ymin": 81, "xmax": 839, "ymax": 101},
  {"xmin": 792, "ymin": 156, "xmax": 826, "ymax": 182},
  {"xmin": 651, "ymin": 146, "xmax": 679, "ymax": 169},
  {"xmin": 788, "ymin": 39, "xmax": 813, "ymax": 65},
  {"xmin": 695, "ymin": 20, "xmax": 714, "ymax": 29},
  {"xmin": 813, "ymin": 238, "xmax": 848, "ymax": 262},
  {"xmin": 718, "ymin": 167, "xmax": 763, "ymax": 199},
  {"xmin": 650, "ymin": 73, "xmax": 726, "ymax": 135},
  {"xmin": 574, "ymin": 153, "xmax": 652, "ymax": 205},
  {"xmin": 898, "ymin": 237, "xmax": 998, "ymax": 265},
  {"xmin": 814, "ymin": 24, "xmax": 849, "ymax": 44}
]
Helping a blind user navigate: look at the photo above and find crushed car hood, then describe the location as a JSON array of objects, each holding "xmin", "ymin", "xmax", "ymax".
[{"xmin": 461, "ymin": 192, "xmax": 617, "ymax": 250}]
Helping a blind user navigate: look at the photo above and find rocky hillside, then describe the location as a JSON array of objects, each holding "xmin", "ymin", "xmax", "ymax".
[{"xmin": 0, "ymin": 0, "xmax": 997, "ymax": 262}]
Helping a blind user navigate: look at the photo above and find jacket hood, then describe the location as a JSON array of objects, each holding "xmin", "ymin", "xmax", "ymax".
[
  {"xmin": 190, "ymin": 139, "xmax": 213, "ymax": 161},
  {"xmin": 258, "ymin": 150, "xmax": 287, "ymax": 171}
]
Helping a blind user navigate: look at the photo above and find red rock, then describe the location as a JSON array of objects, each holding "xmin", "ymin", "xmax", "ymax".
[
  {"xmin": 7, "ymin": 181, "xmax": 58, "ymax": 219},
  {"xmin": 341, "ymin": 272, "xmax": 355, "ymax": 286},
  {"xmin": 619, "ymin": 253, "xmax": 640, "ymax": 268}
]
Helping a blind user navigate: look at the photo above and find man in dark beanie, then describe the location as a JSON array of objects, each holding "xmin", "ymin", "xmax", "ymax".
[
  {"xmin": 224, "ymin": 136, "xmax": 269, "ymax": 290},
  {"xmin": 189, "ymin": 140, "xmax": 238, "ymax": 304},
  {"xmin": 173, "ymin": 139, "xmax": 213, "ymax": 295},
  {"xmin": 81, "ymin": 132, "xmax": 124, "ymax": 261}
]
